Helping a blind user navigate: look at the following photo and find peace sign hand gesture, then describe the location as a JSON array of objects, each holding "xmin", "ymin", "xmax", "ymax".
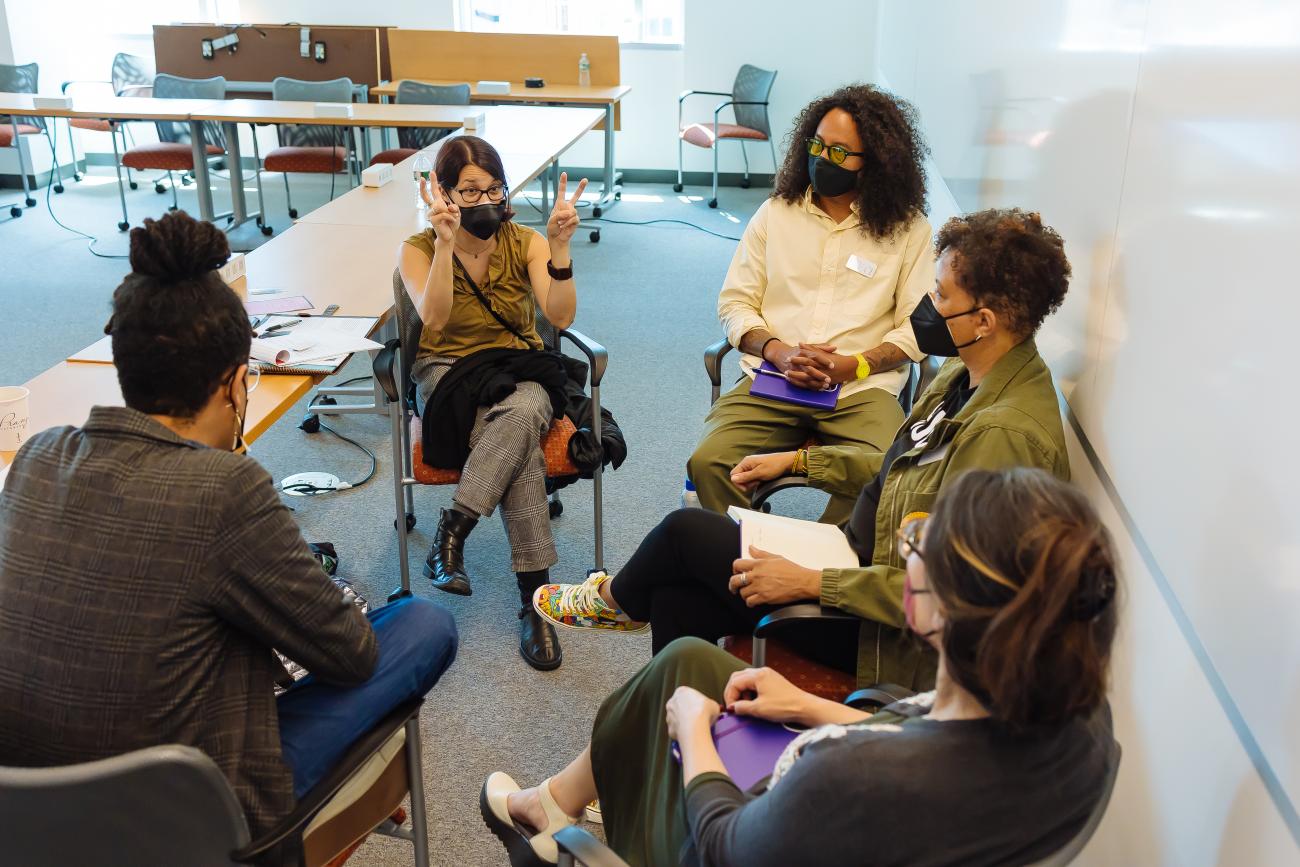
[
  {"xmin": 547, "ymin": 172, "xmax": 588, "ymax": 246},
  {"xmin": 420, "ymin": 170, "xmax": 461, "ymax": 245}
]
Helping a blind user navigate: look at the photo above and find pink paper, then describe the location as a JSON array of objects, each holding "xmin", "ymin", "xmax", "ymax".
[{"xmin": 244, "ymin": 295, "xmax": 314, "ymax": 315}]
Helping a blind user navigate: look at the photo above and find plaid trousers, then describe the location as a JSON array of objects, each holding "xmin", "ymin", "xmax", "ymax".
[{"xmin": 416, "ymin": 357, "xmax": 558, "ymax": 573}]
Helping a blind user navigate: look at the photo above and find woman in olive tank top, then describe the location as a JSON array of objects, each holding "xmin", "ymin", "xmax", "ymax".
[{"xmin": 396, "ymin": 136, "xmax": 589, "ymax": 671}]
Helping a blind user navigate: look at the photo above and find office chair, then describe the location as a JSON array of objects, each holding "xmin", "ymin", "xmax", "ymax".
[
  {"xmin": 373, "ymin": 268, "xmax": 608, "ymax": 603},
  {"xmin": 675, "ymin": 64, "xmax": 778, "ymax": 208},
  {"xmin": 369, "ymin": 81, "xmax": 472, "ymax": 166},
  {"xmin": 551, "ymin": 743, "xmax": 1122, "ymax": 866},
  {"xmin": 1, "ymin": 62, "xmax": 66, "ymax": 219},
  {"xmin": 0, "ymin": 699, "xmax": 434, "ymax": 866},
  {"xmin": 61, "ymin": 52, "xmax": 156, "ymax": 198},
  {"xmin": 260, "ymin": 76, "xmax": 357, "ymax": 226}
]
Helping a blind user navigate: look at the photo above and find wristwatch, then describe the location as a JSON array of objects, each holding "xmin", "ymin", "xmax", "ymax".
[
  {"xmin": 854, "ymin": 353, "xmax": 872, "ymax": 381},
  {"xmin": 547, "ymin": 259, "xmax": 574, "ymax": 280}
]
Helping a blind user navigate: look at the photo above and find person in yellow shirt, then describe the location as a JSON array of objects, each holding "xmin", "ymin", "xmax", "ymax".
[{"xmin": 690, "ymin": 84, "xmax": 935, "ymax": 524}]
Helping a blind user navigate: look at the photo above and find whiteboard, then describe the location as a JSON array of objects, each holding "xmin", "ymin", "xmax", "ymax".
[{"xmin": 878, "ymin": 0, "xmax": 1300, "ymax": 817}]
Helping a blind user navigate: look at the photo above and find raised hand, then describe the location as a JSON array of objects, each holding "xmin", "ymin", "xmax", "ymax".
[
  {"xmin": 546, "ymin": 171, "xmax": 588, "ymax": 246},
  {"xmin": 420, "ymin": 170, "xmax": 460, "ymax": 245}
]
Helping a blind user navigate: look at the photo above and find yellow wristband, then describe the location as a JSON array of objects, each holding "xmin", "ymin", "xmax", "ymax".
[{"xmin": 854, "ymin": 353, "xmax": 871, "ymax": 381}]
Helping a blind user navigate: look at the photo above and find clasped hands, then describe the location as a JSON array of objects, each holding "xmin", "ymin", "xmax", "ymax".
[
  {"xmin": 665, "ymin": 666, "xmax": 817, "ymax": 742},
  {"xmin": 765, "ymin": 340, "xmax": 855, "ymax": 390}
]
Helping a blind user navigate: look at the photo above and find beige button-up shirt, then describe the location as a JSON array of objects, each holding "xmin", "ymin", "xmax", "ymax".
[{"xmin": 718, "ymin": 188, "xmax": 934, "ymax": 398}]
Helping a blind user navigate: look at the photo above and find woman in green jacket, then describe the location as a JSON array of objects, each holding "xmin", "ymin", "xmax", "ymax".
[{"xmin": 533, "ymin": 208, "xmax": 1073, "ymax": 690}]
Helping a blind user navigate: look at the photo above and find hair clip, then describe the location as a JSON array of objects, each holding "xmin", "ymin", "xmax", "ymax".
[{"xmin": 1070, "ymin": 569, "xmax": 1116, "ymax": 622}]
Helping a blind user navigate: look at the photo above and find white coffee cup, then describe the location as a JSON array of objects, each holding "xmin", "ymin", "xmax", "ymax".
[{"xmin": 0, "ymin": 386, "xmax": 31, "ymax": 451}]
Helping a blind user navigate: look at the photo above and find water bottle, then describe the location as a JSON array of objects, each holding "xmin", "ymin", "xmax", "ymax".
[
  {"xmin": 681, "ymin": 478, "xmax": 701, "ymax": 509},
  {"xmin": 578, "ymin": 52, "xmax": 591, "ymax": 88},
  {"xmin": 413, "ymin": 154, "xmax": 432, "ymax": 210}
]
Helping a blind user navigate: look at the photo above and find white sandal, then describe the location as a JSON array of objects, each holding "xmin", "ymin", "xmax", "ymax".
[{"xmin": 480, "ymin": 772, "xmax": 576, "ymax": 865}]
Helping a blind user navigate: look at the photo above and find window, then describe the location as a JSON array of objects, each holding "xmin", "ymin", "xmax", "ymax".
[{"xmin": 454, "ymin": 0, "xmax": 684, "ymax": 45}]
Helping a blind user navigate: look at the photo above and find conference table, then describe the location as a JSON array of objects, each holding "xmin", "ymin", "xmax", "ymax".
[
  {"xmin": 373, "ymin": 80, "xmax": 630, "ymax": 215},
  {"xmin": 0, "ymin": 101, "xmax": 604, "ymax": 476}
]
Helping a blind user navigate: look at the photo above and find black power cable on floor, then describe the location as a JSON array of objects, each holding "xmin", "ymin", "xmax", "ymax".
[
  {"xmin": 37, "ymin": 121, "xmax": 131, "ymax": 259},
  {"xmin": 519, "ymin": 195, "xmax": 742, "ymax": 242},
  {"xmin": 281, "ymin": 379, "xmax": 379, "ymax": 496}
]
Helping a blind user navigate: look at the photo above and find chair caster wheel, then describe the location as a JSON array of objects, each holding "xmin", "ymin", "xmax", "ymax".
[
  {"xmin": 129, "ymin": 181, "xmax": 139, "ymax": 190},
  {"xmin": 73, "ymin": 172, "xmax": 84, "ymax": 182},
  {"xmin": 24, "ymin": 197, "xmax": 35, "ymax": 207},
  {"xmin": 672, "ymin": 183, "xmax": 683, "ymax": 192},
  {"xmin": 549, "ymin": 500, "xmax": 564, "ymax": 518},
  {"xmin": 288, "ymin": 208, "xmax": 298, "ymax": 218},
  {"xmin": 708, "ymin": 198, "xmax": 718, "ymax": 208},
  {"xmin": 300, "ymin": 415, "xmax": 321, "ymax": 433},
  {"xmin": 739, "ymin": 178, "xmax": 751, "ymax": 189},
  {"xmin": 614, "ymin": 191, "xmax": 621, "ymax": 200},
  {"xmin": 589, "ymin": 229, "xmax": 600, "ymax": 243},
  {"xmin": 117, "ymin": 221, "xmax": 129, "ymax": 231},
  {"xmin": 395, "ymin": 513, "xmax": 416, "ymax": 532},
  {"xmin": 168, "ymin": 205, "xmax": 178, "ymax": 212},
  {"xmin": 592, "ymin": 206, "xmax": 603, "ymax": 218},
  {"xmin": 760, "ymin": 502, "xmax": 772, "ymax": 514},
  {"xmin": 261, "ymin": 225, "xmax": 273, "ymax": 236},
  {"xmin": 387, "ymin": 587, "xmax": 413, "ymax": 603},
  {"xmin": 10, "ymin": 207, "xmax": 21, "ymax": 218},
  {"xmin": 54, "ymin": 184, "xmax": 64, "ymax": 193},
  {"xmin": 154, "ymin": 183, "xmax": 166, "ymax": 194},
  {"xmin": 181, "ymin": 176, "xmax": 193, "ymax": 186}
]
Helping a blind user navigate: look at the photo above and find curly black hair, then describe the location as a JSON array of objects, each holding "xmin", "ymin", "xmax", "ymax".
[
  {"xmin": 108, "ymin": 210, "xmax": 252, "ymax": 418},
  {"xmin": 773, "ymin": 84, "xmax": 929, "ymax": 239},
  {"xmin": 935, "ymin": 208, "xmax": 1072, "ymax": 339}
]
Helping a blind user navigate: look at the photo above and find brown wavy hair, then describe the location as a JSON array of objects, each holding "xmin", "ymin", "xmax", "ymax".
[
  {"xmin": 435, "ymin": 135, "xmax": 516, "ymax": 223},
  {"xmin": 935, "ymin": 208, "xmax": 1071, "ymax": 339},
  {"xmin": 923, "ymin": 468, "xmax": 1119, "ymax": 728},
  {"xmin": 773, "ymin": 84, "xmax": 928, "ymax": 239}
]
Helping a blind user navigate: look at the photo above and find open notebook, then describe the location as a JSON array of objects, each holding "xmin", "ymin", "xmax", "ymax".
[
  {"xmin": 249, "ymin": 314, "xmax": 382, "ymax": 375},
  {"xmin": 727, "ymin": 506, "xmax": 858, "ymax": 570}
]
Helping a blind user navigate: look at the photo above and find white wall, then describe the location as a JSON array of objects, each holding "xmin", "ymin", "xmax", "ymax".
[
  {"xmin": 0, "ymin": 0, "xmax": 15, "ymax": 66},
  {"xmin": 877, "ymin": 1, "xmax": 1300, "ymax": 862}
]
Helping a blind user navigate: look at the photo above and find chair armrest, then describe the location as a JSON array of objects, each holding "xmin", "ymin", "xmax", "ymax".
[
  {"xmin": 560, "ymin": 328, "xmax": 608, "ymax": 388},
  {"xmin": 118, "ymin": 84, "xmax": 153, "ymax": 98},
  {"xmin": 60, "ymin": 79, "xmax": 111, "ymax": 94},
  {"xmin": 678, "ymin": 89, "xmax": 732, "ymax": 103},
  {"xmin": 233, "ymin": 699, "xmax": 423, "ymax": 862},
  {"xmin": 704, "ymin": 337, "xmax": 732, "ymax": 388},
  {"xmin": 754, "ymin": 604, "xmax": 859, "ymax": 638},
  {"xmin": 750, "ymin": 475, "xmax": 809, "ymax": 511},
  {"xmin": 844, "ymin": 684, "xmax": 915, "ymax": 711},
  {"xmin": 372, "ymin": 338, "xmax": 401, "ymax": 403},
  {"xmin": 554, "ymin": 826, "xmax": 632, "ymax": 867}
]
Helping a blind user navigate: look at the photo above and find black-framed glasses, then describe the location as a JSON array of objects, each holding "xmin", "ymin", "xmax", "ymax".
[
  {"xmin": 896, "ymin": 516, "xmax": 928, "ymax": 561},
  {"xmin": 806, "ymin": 136, "xmax": 866, "ymax": 166},
  {"xmin": 451, "ymin": 183, "xmax": 508, "ymax": 204}
]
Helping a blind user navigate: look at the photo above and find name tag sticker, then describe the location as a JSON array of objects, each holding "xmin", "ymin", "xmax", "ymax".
[
  {"xmin": 917, "ymin": 442, "xmax": 950, "ymax": 466},
  {"xmin": 846, "ymin": 254, "xmax": 877, "ymax": 278}
]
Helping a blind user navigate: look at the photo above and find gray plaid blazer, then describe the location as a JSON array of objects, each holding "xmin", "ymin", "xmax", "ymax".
[{"xmin": 0, "ymin": 406, "xmax": 377, "ymax": 842}]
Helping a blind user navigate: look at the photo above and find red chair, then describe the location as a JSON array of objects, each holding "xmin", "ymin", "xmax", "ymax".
[
  {"xmin": 675, "ymin": 64, "xmax": 778, "ymax": 209},
  {"xmin": 260, "ymin": 76, "xmax": 357, "ymax": 226},
  {"xmin": 2, "ymin": 61, "xmax": 63, "ymax": 219}
]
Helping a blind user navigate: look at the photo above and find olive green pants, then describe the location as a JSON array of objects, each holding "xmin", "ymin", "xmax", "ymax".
[{"xmin": 687, "ymin": 378, "xmax": 904, "ymax": 524}]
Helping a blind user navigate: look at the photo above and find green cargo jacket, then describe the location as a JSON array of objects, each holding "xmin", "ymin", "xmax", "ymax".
[{"xmin": 805, "ymin": 338, "xmax": 1070, "ymax": 689}]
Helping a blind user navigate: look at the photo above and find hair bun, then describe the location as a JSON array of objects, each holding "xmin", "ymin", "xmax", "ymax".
[{"xmin": 128, "ymin": 210, "xmax": 230, "ymax": 282}]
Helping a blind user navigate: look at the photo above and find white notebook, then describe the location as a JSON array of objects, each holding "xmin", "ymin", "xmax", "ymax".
[{"xmin": 726, "ymin": 506, "xmax": 859, "ymax": 571}]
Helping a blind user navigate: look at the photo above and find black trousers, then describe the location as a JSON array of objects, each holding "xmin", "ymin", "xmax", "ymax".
[{"xmin": 608, "ymin": 508, "xmax": 858, "ymax": 673}]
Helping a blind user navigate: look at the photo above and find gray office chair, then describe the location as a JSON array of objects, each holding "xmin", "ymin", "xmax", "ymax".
[
  {"xmin": 260, "ymin": 76, "xmax": 357, "ymax": 223},
  {"xmin": 62, "ymin": 52, "xmax": 156, "ymax": 190},
  {"xmin": 116, "ymin": 73, "xmax": 231, "ymax": 231},
  {"xmin": 369, "ymin": 81, "xmax": 472, "ymax": 166},
  {"xmin": 373, "ymin": 268, "xmax": 608, "ymax": 602},
  {"xmin": 1, "ymin": 61, "xmax": 66, "ymax": 219},
  {"xmin": 675, "ymin": 64, "xmax": 778, "ymax": 208},
  {"xmin": 1, "ymin": 699, "xmax": 434, "ymax": 866},
  {"xmin": 551, "ymin": 743, "xmax": 1121, "ymax": 866}
]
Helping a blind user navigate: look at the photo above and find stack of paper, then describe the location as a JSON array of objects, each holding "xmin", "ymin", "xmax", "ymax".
[
  {"xmin": 726, "ymin": 506, "xmax": 858, "ymax": 571},
  {"xmin": 249, "ymin": 314, "xmax": 381, "ymax": 374}
]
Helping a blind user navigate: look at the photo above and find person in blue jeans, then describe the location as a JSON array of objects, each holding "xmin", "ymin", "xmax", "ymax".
[{"xmin": 0, "ymin": 211, "xmax": 457, "ymax": 865}]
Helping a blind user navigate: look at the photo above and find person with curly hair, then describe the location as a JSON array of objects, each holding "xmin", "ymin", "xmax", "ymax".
[
  {"xmin": 688, "ymin": 84, "xmax": 935, "ymax": 524},
  {"xmin": 0, "ymin": 211, "xmax": 457, "ymax": 865},
  {"xmin": 534, "ymin": 208, "xmax": 1072, "ymax": 694}
]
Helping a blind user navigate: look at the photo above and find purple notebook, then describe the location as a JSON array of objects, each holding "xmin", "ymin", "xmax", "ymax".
[
  {"xmin": 749, "ymin": 361, "xmax": 841, "ymax": 410},
  {"xmin": 672, "ymin": 713, "xmax": 802, "ymax": 791}
]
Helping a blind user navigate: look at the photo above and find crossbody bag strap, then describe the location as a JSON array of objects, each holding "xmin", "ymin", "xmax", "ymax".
[{"xmin": 455, "ymin": 254, "xmax": 532, "ymax": 345}]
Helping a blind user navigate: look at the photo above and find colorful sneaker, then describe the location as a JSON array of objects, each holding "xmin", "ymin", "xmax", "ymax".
[{"xmin": 532, "ymin": 570, "xmax": 647, "ymax": 632}]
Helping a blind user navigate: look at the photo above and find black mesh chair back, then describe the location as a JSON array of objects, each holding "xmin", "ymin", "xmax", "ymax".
[
  {"xmin": 0, "ymin": 62, "xmax": 42, "ymax": 131},
  {"xmin": 395, "ymin": 81, "xmax": 471, "ymax": 150},
  {"xmin": 111, "ymin": 52, "xmax": 155, "ymax": 96},
  {"xmin": 731, "ymin": 64, "xmax": 777, "ymax": 136},
  {"xmin": 152, "ymin": 73, "xmax": 227, "ymax": 149},
  {"xmin": 271, "ymin": 76, "xmax": 355, "ymax": 148},
  {"xmin": 392, "ymin": 268, "xmax": 426, "ymax": 411},
  {"xmin": 1, "ymin": 744, "xmax": 250, "ymax": 866}
]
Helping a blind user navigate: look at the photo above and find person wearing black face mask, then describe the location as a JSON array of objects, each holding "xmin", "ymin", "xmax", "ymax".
[{"xmin": 399, "ymin": 135, "xmax": 591, "ymax": 672}]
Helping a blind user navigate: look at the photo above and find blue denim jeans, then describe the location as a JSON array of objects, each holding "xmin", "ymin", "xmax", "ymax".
[{"xmin": 277, "ymin": 597, "xmax": 457, "ymax": 798}]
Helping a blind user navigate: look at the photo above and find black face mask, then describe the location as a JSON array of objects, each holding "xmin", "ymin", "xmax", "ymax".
[
  {"xmin": 910, "ymin": 294, "xmax": 983, "ymax": 357},
  {"xmin": 807, "ymin": 153, "xmax": 858, "ymax": 198},
  {"xmin": 459, "ymin": 202, "xmax": 507, "ymax": 240}
]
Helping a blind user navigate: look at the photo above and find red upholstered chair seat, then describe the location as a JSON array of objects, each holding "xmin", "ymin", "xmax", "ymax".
[
  {"xmin": 121, "ymin": 142, "xmax": 223, "ymax": 171},
  {"xmin": 410, "ymin": 414, "xmax": 581, "ymax": 485},
  {"xmin": 722, "ymin": 634, "xmax": 856, "ymax": 702},
  {"xmin": 679, "ymin": 122, "xmax": 769, "ymax": 149},
  {"xmin": 69, "ymin": 118, "xmax": 115, "ymax": 133},
  {"xmin": 264, "ymin": 145, "xmax": 347, "ymax": 174},
  {"xmin": 0, "ymin": 124, "xmax": 41, "ymax": 147},
  {"xmin": 369, "ymin": 148, "xmax": 418, "ymax": 167}
]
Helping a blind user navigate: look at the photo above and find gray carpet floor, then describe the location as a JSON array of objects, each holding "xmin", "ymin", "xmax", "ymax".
[{"xmin": 0, "ymin": 166, "xmax": 830, "ymax": 864}]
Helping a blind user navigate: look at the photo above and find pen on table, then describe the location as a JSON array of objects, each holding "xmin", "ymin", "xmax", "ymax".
[{"xmin": 262, "ymin": 319, "xmax": 301, "ymax": 334}]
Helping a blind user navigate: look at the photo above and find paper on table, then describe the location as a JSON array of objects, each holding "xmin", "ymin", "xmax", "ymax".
[
  {"xmin": 245, "ymin": 295, "xmax": 314, "ymax": 315},
  {"xmin": 68, "ymin": 335, "xmax": 115, "ymax": 365},
  {"xmin": 249, "ymin": 315, "xmax": 382, "ymax": 368},
  {"xmin": 727, "ymin": 506, "xmax": 859, "ymax": 571}
]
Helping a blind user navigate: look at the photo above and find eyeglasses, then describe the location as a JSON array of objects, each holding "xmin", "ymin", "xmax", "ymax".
[
  {"xmin": 806, "ymin": 136, "xmax": 866, "ymax": 166},
  {"xmin": 896, "ymin": 516, "xmax": 928, "ymax": 561},
  {"xmin": 450, "ymin": 183, "xmax": 508, "ymax": 204},
  {"xmin": 244, "ymin": 365, "xmax": 261, "ymax": 395}
]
